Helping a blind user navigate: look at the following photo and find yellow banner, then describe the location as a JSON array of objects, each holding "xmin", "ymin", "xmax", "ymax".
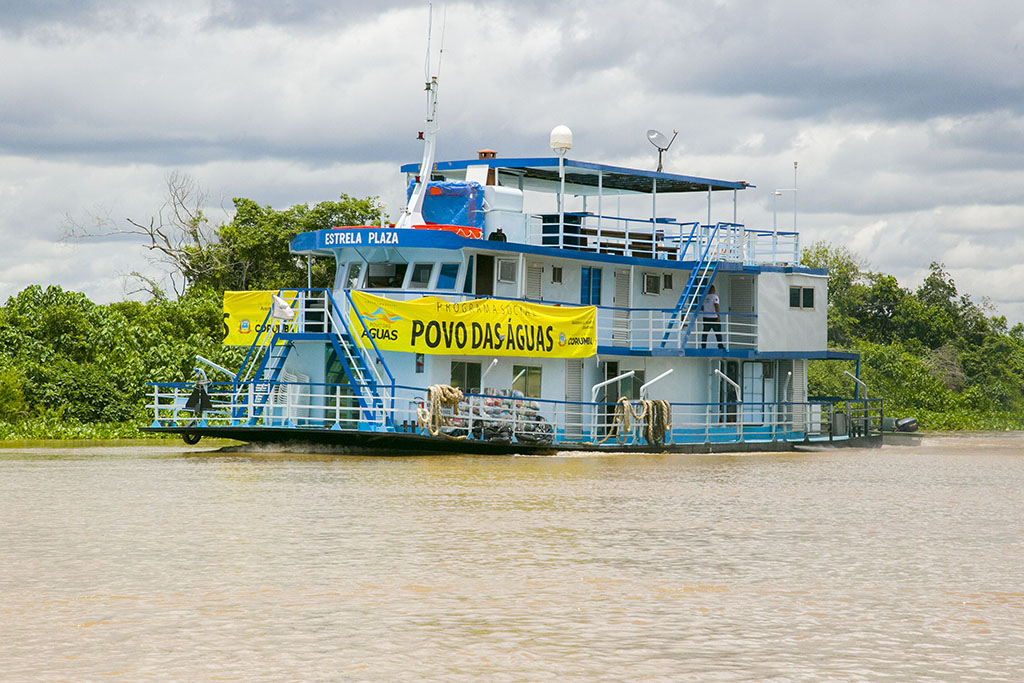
[
  {"xmin": 349, "ymin": 292, "xmax": 597, "ymax": 358},
  {"xmin": 222, "ymin": 291, "xmax": 296, "ymax": 346}
]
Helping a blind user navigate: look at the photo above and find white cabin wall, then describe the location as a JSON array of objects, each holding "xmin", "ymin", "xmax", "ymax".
[
  {"xmin": 284, "ymin": 343, "xmax": 327, "ymax": 386},
  {"xmin": 756, "ymin": 272, "xmax": 827, "ymax": 352},
  {"xmin": 585, "ymin": 356, "xmax": 716, "ymax": 405}
]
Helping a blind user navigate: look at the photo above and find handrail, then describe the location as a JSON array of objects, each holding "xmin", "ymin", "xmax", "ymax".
[
  {"xmin": 196, "ymin": 355, "xmax": 234, "ymax": 379},
  {"xmin": 639, "ymin": 369, "xmax": 674, "ymax": 399},
  {"xmin": 148, "ymin": 379, "xmax": 884, "ymax": 445},
  {"xmin": 714, "ymin": 369, "xmax": 741, "ymax": 395},
  {"xmin": 340, "ymin": 289, "xmax": 395, "ymax": 388},
  {"xmin": 235, "ymin": 304, "xmax": 281, "ymax": 383},
  {"xmin": 591, "ymin": 370, "xmax": 635, "ymax": 403},
  {"xmin": 843, "ymin": 370, "xmax": 868, "ymax": 399}
]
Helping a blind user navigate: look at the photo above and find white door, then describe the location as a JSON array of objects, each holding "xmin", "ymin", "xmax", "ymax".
[
  {"xmin": 565, "ymin": 359, "xmax": 583, "ymax": 440},
  {"xmin": 742, "ymin": 362, "xmax": 764, "ymax": 425},
  {"xmin": 613, "ymin": 269, "xmax": 630, "ymax": 346},
  {"xmin": 729, "ymin": 275, "xmax": 755, "ymax": 349},
  {"xmin": 526, "ymin": 262, "xmax": 543, "ymax": 300}
]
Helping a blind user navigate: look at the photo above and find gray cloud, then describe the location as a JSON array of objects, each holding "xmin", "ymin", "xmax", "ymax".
[{"xmin": 1, "ymin": 0, "xmax": 1024, "ymax": 323}]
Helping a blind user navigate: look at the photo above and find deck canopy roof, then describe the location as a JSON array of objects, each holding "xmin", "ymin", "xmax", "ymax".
[{"xmin": 400, "ymin": 157, "xmax": 752, "ymax": 196}]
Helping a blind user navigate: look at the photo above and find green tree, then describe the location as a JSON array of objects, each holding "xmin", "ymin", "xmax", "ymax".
[{"xmin": 212, "ymin": 195, "xmax": 384, "ymax": 291}]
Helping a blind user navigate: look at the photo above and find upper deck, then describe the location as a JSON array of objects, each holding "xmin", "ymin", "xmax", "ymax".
[{"xmin": 293, "ymin": 155, "xmax": 799, "ymax": 267}]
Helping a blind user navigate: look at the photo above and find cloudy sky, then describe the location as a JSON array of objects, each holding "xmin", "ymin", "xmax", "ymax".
[{"xmin": 3, "ymin": 0, "xmax": 1024, "ymax": 322}]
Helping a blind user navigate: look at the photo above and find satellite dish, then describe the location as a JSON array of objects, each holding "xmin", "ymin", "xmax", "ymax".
[{"xmin": 647, "ymin": 128, "xmax": 678, "ymax": 172}]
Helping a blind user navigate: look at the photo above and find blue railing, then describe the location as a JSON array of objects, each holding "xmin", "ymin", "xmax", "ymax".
[{"xmin": 148, "ymin": 379, "xmax": 882, "ymax": 447}]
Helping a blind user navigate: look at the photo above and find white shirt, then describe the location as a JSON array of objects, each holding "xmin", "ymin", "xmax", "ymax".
[{"xmin": 702, "ymin": 293, "xmax": 720, "ymax": 318}]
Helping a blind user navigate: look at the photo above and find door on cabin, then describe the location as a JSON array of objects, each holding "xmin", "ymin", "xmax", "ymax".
[
  {"xmin": 613, "ymin": 269, "xmax": 630, "ymax": 346},
  {"xmin": 565, "ymin": 359, "xmax": 583, "ymax": 440},
  {"xmin": 525, "ymin": 262, "xmax": 544, "ymax": 300},
  {"xmin": 476, "ymin": 255, "xmax": 494, "ymax": 296},
  {"xmin": 729, "ymin": 275, "xmax": 755, "ymax": 349}
]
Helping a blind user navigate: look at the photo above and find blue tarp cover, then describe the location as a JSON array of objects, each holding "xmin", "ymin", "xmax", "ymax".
[{"xmin": 406, "ymin": 180, "xmax": 484, "ymax": 228}]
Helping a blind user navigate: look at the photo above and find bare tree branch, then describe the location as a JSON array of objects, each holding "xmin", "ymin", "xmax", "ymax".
[{"xmin": 62, "ymin": 171, "xmax": 229, "ymax": 298}]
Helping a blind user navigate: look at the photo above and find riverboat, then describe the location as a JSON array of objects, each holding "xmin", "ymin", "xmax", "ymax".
[{"xmin": 143, "ymin": 76, "xmax": 882, "ymax": 454}]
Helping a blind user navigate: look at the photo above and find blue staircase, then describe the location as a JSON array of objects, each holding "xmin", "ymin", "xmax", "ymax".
[
  {"xmin": 231, "ymin": 290, "xmax": 396, "ymax": 431},
  {"xmin": 660, "ymin": 224, "xmax": 721, "ymax": 350}
]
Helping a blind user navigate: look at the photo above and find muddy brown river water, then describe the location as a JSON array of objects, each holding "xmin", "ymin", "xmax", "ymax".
[{"xmin": 1, "ymin": 433, "xmax": 1022, "ymax": 681}]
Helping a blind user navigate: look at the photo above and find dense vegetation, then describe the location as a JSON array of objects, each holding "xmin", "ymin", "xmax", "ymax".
[
  {"xmin": 0, "ymin": 193, "xmax": 382, "ymax": 439},
  {"xmin": 803, "ymin": 242, "xmax": 1024, "ymax": 430},
  {"xmin": 0, "ymin": 197, "xmax": 1019, "ymax": 436}
]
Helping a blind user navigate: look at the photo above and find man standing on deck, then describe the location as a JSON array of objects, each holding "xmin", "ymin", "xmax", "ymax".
[{"xmin": 701, "ymin": 285, "xmax": 725, "ymax": 350}]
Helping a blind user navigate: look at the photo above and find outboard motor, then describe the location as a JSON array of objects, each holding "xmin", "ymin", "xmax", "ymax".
[
  {"xmin": 183, "ymin": 367, "xmax": 213, "ymax": 444},
  {"xmin": 895, "ymin": 417, "xmax": 918, "ymax": 432}
]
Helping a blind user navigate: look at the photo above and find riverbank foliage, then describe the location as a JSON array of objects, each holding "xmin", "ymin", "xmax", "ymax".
[{"xmin": 803, "ymin": 242, "xmax": 1024, "ymax": 430}]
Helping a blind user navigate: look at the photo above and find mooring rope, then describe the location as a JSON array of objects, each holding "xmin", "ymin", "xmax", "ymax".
[
  {"xmin": 639, "ymin": 399, "xmax": 672, "ymax": 446},
  {"xmin": 594, "ymin": 397, "xmax": 672, "ymax": 446},
  {"xmin": 597, "ymin": 396, "xmax": 646, "ymax": 445},
  {"xmin": 416, "ymin": 384, "xmax": 466, "ymax": 439}
]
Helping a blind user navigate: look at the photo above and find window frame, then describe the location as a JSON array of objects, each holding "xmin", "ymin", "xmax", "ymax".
[
  {"xmin": 580, "ymin": 266, "xmax": 602, "ymax": 305},
  {"xmin": 511, "ymin": 364, "xmax": 542, "ymax": 397},
  {"xmin": 409, "ymin": 262, "xmax": 434, "ymax": 289},
  {"xmin": 497, "ymin": 259, "xmax": 518, "ymax": 284},
  {"xmin": 436, "ymin": 262, "xmax": 460, "ymax": 290},
  {"xmin": 450, "ymin": 360, "xmax": 482, "ymax": 393},
  {"xmin": 642, "ymin": 272, "xmax": 661, "ymax": 295},
  {"xmin": 789, "ymin": 285, "xmax": 816, "ymax": 310}
]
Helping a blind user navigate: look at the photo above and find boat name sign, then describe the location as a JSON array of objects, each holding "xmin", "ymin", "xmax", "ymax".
[{"xmin": 322, "ymin": 229, "xmax": 400, "ymax": 247}]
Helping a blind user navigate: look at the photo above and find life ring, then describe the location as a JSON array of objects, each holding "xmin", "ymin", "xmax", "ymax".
[{"xmin": 182, "ymin": 432, "xmax": 202, "ymax": 445}]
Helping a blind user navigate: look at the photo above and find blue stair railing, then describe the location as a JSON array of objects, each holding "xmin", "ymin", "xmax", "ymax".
[
  {"xmin": 229, "ymin": 290, "xmax": 396, "ymax": 430},
  {"xmin": 330, "ymin": 289, "xmax": 397, "ymax": 431},
  {"xmin": 661, "ymin": 223, "xmax": 724, "ymax": 348}
]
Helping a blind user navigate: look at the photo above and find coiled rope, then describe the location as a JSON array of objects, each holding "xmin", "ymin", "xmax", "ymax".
[
  {"xmin": 596, "ymin": 397, "xmax": 672, "ymax": 446},
  {"xmin": 416, "ymin": 384, "xmax": 466, "ymax": 439},
  {"xmin": 640, "ymin": 399, "xmax": 672, "ymax": 446},
  {"xmin": 597, "ymin": 397, "xmax": 645, "ymax": 445}
]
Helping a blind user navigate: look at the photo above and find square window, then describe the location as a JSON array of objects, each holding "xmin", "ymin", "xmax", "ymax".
[
  {"xmin": 580, "ymin": 267, "xmax": 602, "ymax": 304},
  {"xmin": 436, "ymin": 263, "xmax": 460, "ymax": 290},
  {"xmin": 802, "ymin": 287, "xmax": 814, "ymax": 309},
  {"xmin": 552, "ymin": 266, "xmax": 563, "ymax": 284},
  {"xmin": 366, "ymin": 263, "xmax": 407, "ymax": 288},
  {"xmin": 790, "ymin": 285, "xmax": 815, "ymax": 309},
  {"xmin": 642, "ymin": 272, "xmax": 661, "ymax": 295},
  {"xmin": 512, "ymin": 365, "xmax": 542, "ymax": 397},
  {"xmin": 451, "ymin": 361, "xmax": 482, "ymax": 393},
  {"xmin": 497, "ymin": 259, "xmax": 517, "ymax": 284},
  {"xmin": 409, "ymin": 263, "xmax": 433, "ymax": 288},
  {"xmin": 789, "ymin": 286, "xmax": 802, "ymax": 308}
]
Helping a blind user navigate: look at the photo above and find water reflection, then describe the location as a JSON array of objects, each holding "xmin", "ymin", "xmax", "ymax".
[{"xmin": 1, "ymin": 435, "xmax": 1022, "ymax": 680}]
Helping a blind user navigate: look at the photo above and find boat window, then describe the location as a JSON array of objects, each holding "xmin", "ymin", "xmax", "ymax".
[
  {"xmin": 497, "ymin": 259, "xmax": 517, "ymax": 284},
  {"xmin": 663, "ymin": 273, "xmax": 673, "ymax": 290},
  {"xmin": 580, "ymin": 267, "xmax": 602, "ymax": 305},
  {"xmin": 463, "ymin": 256, "xmax": 475, "ymax": 294},
  {"xmin": 436, "ymin": 263, "xmax": 460, "ymax": 290},
  {"xmin": 344, "ymin": 262, "xmax": 363, "ymax": 289},
  {"xmin": 409, "ymin": 263, "xmax": 434, "ymax": 289},
  {"xmin": 366, "ymin": 263, "xmax": 408, "ymax": 288},
  {"xmin": 451, "ymin": 361, "xmax": 482, "ymax": 393},
  {"xmin": 551, "ymin": 266, "xmax": 563, "ymax": 284},
  {"xmin": 642, "ymin": 272, "xmax": 660, "ymax": 295},
  {"xmin": 802, "ymin": 287, "xmax": 815, "ymax": 309},
  {"xmin": 789, "ymin": 286, "xmax": 815, "ymax": 309},
  {"xmin": 512, "ymin": 365, "xmax": 542, "ymax": 398}
]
